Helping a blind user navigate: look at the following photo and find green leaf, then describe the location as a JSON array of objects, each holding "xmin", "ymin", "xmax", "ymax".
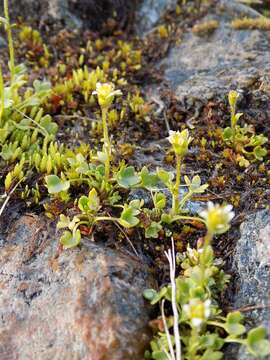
[
  {"xmin": 249, "ymin": 134, "xmax": 267, "ymax": 147},
  {"xmin": 14, "ymin": 63, "xmax": 27, "ymax": 76},
  {"xmin": 150, "ymin": 286, "xmax": 169, "ymax": 305},
  {"xmin": 87, "ymin": 188, "xmax": 100, "ymax": 212},
  {"xmin": 0, "ymin": 143, "xmax": 13, "ymax": 160},
  {"xmin": 57, "ymin": 214, "xmax": 71, "ymax": 229},
  {"xmin": 119, "ymin": 205, "xmax": 140, "ymax": 228},
  {"xmin": 140, "ymin": 167, "xmax": 159, "ymax": 190},
  {"xmin": 201, "ymin": 349, "xmax": 223, "ymax": 360},
  {"xmin": 45, "ymin": 175, "xmax": 70, "ymax": 194},
  {"xmin": 152, "ymin": 351, "xmax": 168, "ymax": 360},
  {"xmin": 188, "ymin": 175, "xmax": 208, "ymax": 193},
  {"xmin": 40, "ymin": 115, "xmax": 58, "ymax": 135},
  {"xmin": 153, "ymin": 192, "xmax": 166, "ymax": 210},
  {"xmin": 33, "ymin": 79, "xmax": 51, "ymax": 96},
  {"xmin": 224, "ymin": 312, "xmax": 246, "ymax": 336},
  {"xmin": 145, "ymin": 221, "xmax": 162, "ymax": 238},
  {"xmin": 253, "ymin": 146, "xmax": 267, "ymax": 161},
  {"xmin": 247, "ymin": 327, "xmax": 270, "ymax": 357},
  {"xmin": 157, "ymin": 168, "xmax": 174, "ymax": 187},
  {"xmin": 200, "ymin": 333, "xmax": 224, "ymax": 351},
  {"xmin": 234, "ymin": 112, "xmax": 243, "ymax": 125},
  {"xmin": 60, "ymin": 230, "xmax": 81, "ymax": 249},
  {"xmin": 161, "ymin": 213, "xmax": 173, "ymax": 224},
  {"xmin": 223, "ymin": 127, "xmax": 233, "ymax": 141},
  {"xmin": 116, "ymin": 166, "xmax": 140, "ymax": 188},
  {"xmin": 143, "ymin": 288, "xmax": 158, "ymax": 301},
  {"xmin": 78, "ymin": 195, "xmax": 90, "ymax": 212}
]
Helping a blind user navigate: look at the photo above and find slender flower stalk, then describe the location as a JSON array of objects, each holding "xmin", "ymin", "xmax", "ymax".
[
  {"xmin": 93, "ymin": 82, "xmax": 122, "ymax": 184},
  {"xmin": 228, "ymin": 90, "xmax": 242, "ymax": 149},
  {"xmin": 101, "ymin": 106, "xmax": 111, "ymax": 183},
  {"xmin": 165, "ymin": 238, "xmax": 181, "ymax": 360},
  {"xmin": 172, "ymin": 154, "xmax": 181, "ymax": 216},
  {"xmin": 161, "ymin": 299, "xmax": 175, "ymax": 360},
  {"xmin": 3, "ymin": 0, "xmax": 15, "ymax": 83},
  {"xmin": 199, "ymin": 202, "xmax": 234, "ymax": 286},
  {"xmin": 167, "ymin": 129, "xmax": 192, "ymax": 216}
]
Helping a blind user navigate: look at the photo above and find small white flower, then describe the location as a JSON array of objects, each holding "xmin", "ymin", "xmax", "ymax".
[
  {"xmin": 200, "ymin": 202, "xmax": 234, "ymax": 235},
  {"xmin": 167, "ymin": 129, "xmax": 192, "ymax": 156},
  {"xmin": 183, "ymin": 299, "xmax": 212, "ymax": 329},
  {"xmin": 93, "ymin": 82, "xmax": 122, "ymax": 108}
]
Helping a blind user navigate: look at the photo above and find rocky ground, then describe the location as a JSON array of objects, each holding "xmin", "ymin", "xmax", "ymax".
[{"xmin": 0, "ymin": 0, "xmax": 270, "ymax": 359}]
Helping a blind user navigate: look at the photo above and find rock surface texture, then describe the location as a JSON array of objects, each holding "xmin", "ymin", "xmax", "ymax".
[
  {"xmin": 136, "ymin": 0, "xmax": 177, "ymax": 34},
  {"xmin": 0, "ymin": 0, "xmax": 135, "ymax": 29},
  {"xmin": 225, "ymin": 210, "xmax": 270, "ymax": 360},
  {"xmin": 0, "ymin": 215, "xmax": 155, "ymax": 360},
  {"xmin": 159, "ymin": 1, "xmax": 270, "ymax": 102}
]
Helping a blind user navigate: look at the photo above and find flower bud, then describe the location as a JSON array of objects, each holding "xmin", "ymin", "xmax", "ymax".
[
  {"xmin": 228, "ymin": 90, "xmax": 239, "ymax": 110},
  {"xmin": 200, "ymin": 202, "xmax": 234, "ymax": 235},
  {"xmin": 93, "ymin": 82, "xmax": 122, "ymax": 108},
  {"xmin": 168, "ymin": 129, "xmax": 192, "ymax": 156}
]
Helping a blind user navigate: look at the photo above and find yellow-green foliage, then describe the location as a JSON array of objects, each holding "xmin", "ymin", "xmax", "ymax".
[
  {"xmin": 192, "ymin": 20, "xmax": 219, "ymax": 35},
  {"xmin": 18, "ymin": 25, "xmax": 51, "ymax": 67},
  {"xmin": 231, "ymin": 17, "xmax": 270, "ymax": 30},
  {"xmin": 53, "ymin": 66, "xmax": 107, "ymax": 104}
]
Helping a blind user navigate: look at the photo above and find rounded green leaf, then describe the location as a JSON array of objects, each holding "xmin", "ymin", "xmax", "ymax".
[
  {"xmin": 145, "ymin": 222, "xmax": 162, "ymax": 239},
  {"xmin": 140, "ymin": 167, "xmax": 159, "ymax": 190},
  {"xmin": 116, "ymin": 166, "xmax": 140, "ymax": 188},
  {"xmin": 225, "ymin": 311, "xmax": 246, "ymax": 336},
  {"xmin": 46, "ymin": 175, "xmax": 70, "ymax": 194},
  {"xmin": 119, "ymin": 207, "xmax": 140, "ymax": 228},
  {"xmin": 78, "ymin": 195, "xmax": 90, "ymax": 212},
  {"xmin": 60, "ymin": 230, "xmax": 81, "ymax": 249},
  {"xmin": 223, "ymin": 127, "xmax": 233, "ymax": 141},
  {"xmin": 143, "ymin": 288, "xmax": 158, "ymax": 301},
  {"xmin": 247, "ymin": 327, "xmax": 270, "ymax": 357}
]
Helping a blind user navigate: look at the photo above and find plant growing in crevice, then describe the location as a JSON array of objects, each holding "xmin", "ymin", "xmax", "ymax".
[
  {"xmin": 222, "ymin": 90, "xmax": 268, "ymax": 167},
  {"xmin": 167, "ymin": 130, "xmax": 192, "ymax": 216},
  {"xmin": 92, "ymin": 82, "xmax": 122, "ymax": 185},
  {"xmin": 55, "ymin": 187, "xmax": 143, "ymax": 249},
  {"xmin": 0, "ymin": 0, "xmax": 60, "ymax": 205},
  {"xmin": 144, "ymin": 203, "xmax": 270, "ymax": 359}
]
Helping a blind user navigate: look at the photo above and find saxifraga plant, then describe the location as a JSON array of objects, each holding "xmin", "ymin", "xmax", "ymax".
[
  {"xmin": 144, "ymin": 203, "xmax": 270, "ymax": 360},
  {"xmin": 0, "ymin": 0, "xmax": 265, "ymax": 356}
]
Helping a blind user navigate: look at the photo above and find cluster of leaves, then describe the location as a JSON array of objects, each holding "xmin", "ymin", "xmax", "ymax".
[
  {"xmin": 0, "ymin": 2, "xmax": 66, "ymax": 202},
  {"xmin": 144, "ymin": 242, "xmax": 270, "ymax": 360},
  {"xmin": 0, "ymin": 62, "xmax": 60, "ymax": 192},
  {"xmin": 222, "ymin": 90, "xmax": 268, "ymax": 167},
  {"xmin": 18, "ymin": 25, "xmax": 51, "ymax": 67},
  {"xmin": 45, "ymin": 158, "xmax": 208, "ymax": 246}
]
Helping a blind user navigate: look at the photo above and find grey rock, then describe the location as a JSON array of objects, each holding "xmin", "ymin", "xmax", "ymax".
[
  {"xmin": 225, "ymin": 210, "xmax": 270, "ymax": 360},
  {"xmin": 0, "ymin": 35, "xmax": 6, "ymax": 48},
  {"xmin": 159, "ymin": 1, "xmax": 270, "ymax": 102},
  {"xmin": 0, "ymin": 214, "xmax": 155, "ymax": 360},
  {"xmin": 0, "ymin": 0, "xmax": 133, "ymax": 30},
  {"xmin": 136, "ymin": 0, "xmax": 177, "ymax": 34}
]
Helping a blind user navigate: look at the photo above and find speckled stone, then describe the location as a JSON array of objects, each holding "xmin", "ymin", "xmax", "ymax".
[{"xmin": 0, "ymin": 215, "xmax": 155, "ymax": 360}]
